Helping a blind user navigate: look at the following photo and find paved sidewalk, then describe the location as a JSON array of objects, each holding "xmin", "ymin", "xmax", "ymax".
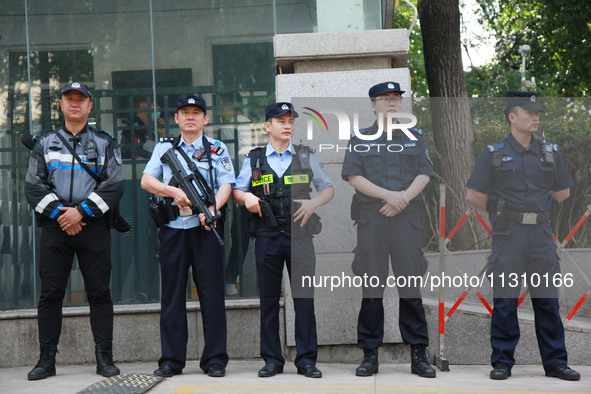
[{"xmin": 2, "ymin": 361, "xmax": 590, "ymax": 394}]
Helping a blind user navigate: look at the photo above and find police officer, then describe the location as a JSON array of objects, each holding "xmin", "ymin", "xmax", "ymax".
[
  {"xmin": 232, "ymin": 102, "xmax": 334, "ymax": 378},
  {"xmin": 25, "ymin": 82, "xmax": 125, "ymax": 380},
  {"xmin": 341, "ymin": 82, "xmax": 436, "ymax": 378},
  {"xmin": 141, "ymin": 95, "xmax": 235, "ymax": 378},
  {"xmin": 466, "ymin": 91, "xmax": 580, "ymax": 381}
]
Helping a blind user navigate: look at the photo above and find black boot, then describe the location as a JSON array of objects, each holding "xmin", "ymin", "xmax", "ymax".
[
  {"xmin": 410, "ymin": 345, "xmax": 436, "ymax": 378},
  {"xmin": 27, "ymin": 345, "xmax": 57, "ymax": 381},
  {"xmin": 95, "ymin": 343, "xmax": 120, "ymax": 377},
  {"xmin": 355, "ymin": 348, "xmax": 379, "ymax": 377}
]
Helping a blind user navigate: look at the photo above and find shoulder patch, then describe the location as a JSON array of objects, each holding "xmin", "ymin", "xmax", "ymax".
[
  {"xmin": 409, "ymin": 127, "xmax": 424, "ymax": 136},
  {"xmin": 99, "ymin": 130, "xmax": 116, "ymax": 140},
  {"xmin": 487, "ymin": 142, "xmax": 504, "ymax": 152},
  {"xmin": 113, "ymin": 148, "xmax": 122, "ymax": 165},
  {"xmin": 546, "ymin": 142, "xmax": 559, "ymax": 151},
  {"xmin": 159, "ymin": 137, "xmax": 176, "ymax": 143}
]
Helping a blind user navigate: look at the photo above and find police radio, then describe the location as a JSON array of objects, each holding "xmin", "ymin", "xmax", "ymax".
[
  {"xmin": 491, "ymin": 151, "xmax": 502, "ymax": 167},
  {"xmin": 543, "ymin": 144, "xmax": 554, "ymax": 164},
  {"xmin": 85, "ymin": 140, "xmax": 97, "ymax": 161},
  {"xmin": 541, "ymin": 129, "xmax": 554, "ymax": 165},
  {"xmin": 298, "ymin": 140, "xmax": 309, "ymax": 169}
]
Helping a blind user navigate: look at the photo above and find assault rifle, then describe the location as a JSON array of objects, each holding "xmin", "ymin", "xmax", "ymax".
[{"xmin": 161, "ymin": 148, "xmax": 224, "ymax": 246}]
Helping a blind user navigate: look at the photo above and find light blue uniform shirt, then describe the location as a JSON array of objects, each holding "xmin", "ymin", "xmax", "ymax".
[
  {"xmin": 143, "ymin": 134, "xmax": 235, "ymax": 229},
  {"xmin": 235, "ymin": 141, "xmax": 333, "ymax": 192}
]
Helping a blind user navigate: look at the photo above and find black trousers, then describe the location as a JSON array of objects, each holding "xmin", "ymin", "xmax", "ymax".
[
  {"xmin": 255, "ymin": 233, "xmax": 317, "ymax": 368},
  {"xmin": 354, "ymin": 205, "xmax": 429, "ymax": 349},
  {"xmin": 37, "ymin": 218, "xmax": 113, "ymax": 348},
  {"xmin": 158, "ymin": 225, "xmax": 228, "ymax": 372}
]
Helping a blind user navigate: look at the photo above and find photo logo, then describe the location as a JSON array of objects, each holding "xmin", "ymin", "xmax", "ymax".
[
  {"xmin": 303, "ymin": 107, "xmax": 328, "ymax": 132},
  {"xmin": 304, "ymin": 109, "xmax": 418, "ymax": 141}
]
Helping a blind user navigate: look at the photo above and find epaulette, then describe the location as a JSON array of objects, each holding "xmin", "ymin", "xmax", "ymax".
[
  {"xmin": 486, "ymin": 142, "xmax": 504, "ymax": 152},
  {"xmin": 409, "ymin": 127, "xmax": 424, "ymax": 136},
  {"xmin": 22, "ymin": 129, "xmax": 52, "ymax": 150},
  {"xmin": 294, "ymin": 143, "xmax": 315, "ymax": 154},
  {"xmin": 545, "ymin": 141, "xmax": 559, "ymax": 151},
  {"xmin": 99, "ymin": 130, "xmax": 116, "ymax": 140},
  {"xmin": 247, "ymin": 146, "xmax": 264, "ymax": 157},
  {"xmin": 159, "ymin": 137, "xmax": 176, "ymax": 143}
]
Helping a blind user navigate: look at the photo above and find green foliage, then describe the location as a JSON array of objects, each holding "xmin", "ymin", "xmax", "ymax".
[
  {"xmin": 475, "ymin": 0, "xmax": 591, "ymax": 97},
  {"xmin": 393, "ymin": 0, "xmax": 429, "ymax": 97}
]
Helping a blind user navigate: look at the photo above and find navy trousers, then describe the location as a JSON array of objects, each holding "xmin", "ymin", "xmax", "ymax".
[
  {"xmin": 158, "ymin": 225, "xmax": 228, "ymax": 372},
  {"xmin": 354, "ymin": 205, "xmax": 429, "ymax": 349},
  {"xmin": 489, "ymin": 222, "xmax": 567, "ymax": 371},
  {"xmin": 255, "ymin": 233, "xmax": 318, "ymax": 368}
]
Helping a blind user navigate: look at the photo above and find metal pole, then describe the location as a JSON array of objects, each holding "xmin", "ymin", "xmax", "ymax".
[
  {"xmin": 149, "ymin": 0, "xmax": 158, "ymax": 140},
  {"xmin": 434, "ymin": 183, "xmax": 449, "ymax": 371},
  {"xmin": 24, "ymin": 0, "xmax": 38, "ymax": 303}
]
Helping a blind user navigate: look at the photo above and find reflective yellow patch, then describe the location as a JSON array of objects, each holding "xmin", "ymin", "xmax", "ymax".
[
  {"xmin": 252, "ymin": 174, "xmax": 274, "ymax": 187},
  {"xmin": 284, "ymin": 174, "xmax": 309, "ymax": 185}
]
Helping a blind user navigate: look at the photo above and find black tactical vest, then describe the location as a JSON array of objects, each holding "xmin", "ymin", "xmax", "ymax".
[{"xmin": 248, "ymin": 144, "xmax": 314, "ymax": 237}]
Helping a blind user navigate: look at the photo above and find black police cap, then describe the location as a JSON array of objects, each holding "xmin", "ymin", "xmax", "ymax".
[
  {"xmin": 176, "ymin": 95, "xmax": 207, "ymax": 113},
  {"xmin": 265, "ymin": 102, "xmax": 298, "ymax": 121},
  {"xmin": 505, "ymin": 90, "xmax": 544, "ymax": 113},
  {"xmin": 368, "ymin": 81, "xmax": 405, "ymax": 98},
  {"xmin": 61, "ymin": 82, "xmax": 92, "ymax": 99}
]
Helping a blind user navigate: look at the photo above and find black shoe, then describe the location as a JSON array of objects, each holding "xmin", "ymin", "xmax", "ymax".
[
  {"xmin": 95, "ymin": 343, "xmax": 120, "ymax": 377},
  {"xmin": 410, "ymin": 345, "xmax": 436, "ymax": 378},
  {"xmin": 356, "ymin": 349, "xmax": 379, "ymax": 377},
  {"xmin": 297, "ymin": 364, "xmax": 322, "ymax": 378},
  {"xmin": 207, "ymin": 364, "xmax": 226, "ymax": 377},
  {"xmin": 153, "ymin": 364, "xmax": 181, "ymax": 378},
  {"xmin": 490, "ymin": 363, "xmax": 511, "ymax": 380},
  {"xmin": 27, "ymin": 345, "xmax": 57, "ymax": 381},
  {"xmin": 258, "ymin": 363, "xmax": 284, "ymax": 377},
  {"xmin": 545, "ymin": 365, "xmax": 580, "ymax": 381}
]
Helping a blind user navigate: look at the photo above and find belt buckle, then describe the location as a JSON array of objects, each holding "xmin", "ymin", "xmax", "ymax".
[{"xmin": 521, "ymin": 212, "xmax": 538, "ymax": 225}]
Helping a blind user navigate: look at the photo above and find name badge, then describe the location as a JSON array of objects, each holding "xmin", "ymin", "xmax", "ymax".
[{"xmin": 252, "ymin": 174, "xmax": 274, "ymax": 187}]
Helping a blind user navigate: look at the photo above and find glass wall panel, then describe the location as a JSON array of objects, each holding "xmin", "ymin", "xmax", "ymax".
[
  {"xmin": 0, "ymin": 0, "xmax": 158, "ymax": 309},
  {"xmin": 275, "ymin": 0, "xmax": 382, "ymax": 34},
  {"xmin": 151, "ymin": 0, "xmax": 277, "ymax": 299},
  {"xmin": 0, "ymin": 0, "xmax": 384, "ymax": 311},
  {"xmin": 0, "ymin": 1, "xmax": 35, "ymax": 310}
]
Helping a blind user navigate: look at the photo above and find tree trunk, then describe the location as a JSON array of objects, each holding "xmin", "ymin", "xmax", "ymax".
[{"xmin": 418, "ymin": 0, "xmax": 481, "ymax": 249}]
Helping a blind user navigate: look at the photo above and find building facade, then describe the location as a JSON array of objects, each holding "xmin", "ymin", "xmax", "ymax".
[{"xmin": 0, "ymin": 0, "xmax": 387, "ymax": 311}]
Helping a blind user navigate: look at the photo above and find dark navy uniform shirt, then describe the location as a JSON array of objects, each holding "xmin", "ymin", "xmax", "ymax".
[
  {"xmin": 466, "ymin": 133, "xmax": 573, "ymax": 213},
  {"xmin": 341, "ymin": 121, "xmax": 434, "ymax": 204}
]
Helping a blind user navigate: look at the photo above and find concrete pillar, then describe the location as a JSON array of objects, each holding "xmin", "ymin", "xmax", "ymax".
[{"xmin": 273, "ymin": 29, "xmax": 413, "ymax": 355}]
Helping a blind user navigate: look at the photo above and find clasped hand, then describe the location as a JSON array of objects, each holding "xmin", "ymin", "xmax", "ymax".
[
  {"xmin": 379, "ymin": 191, "xmax": 408, "ymax": 217},
  {"xmin": 57, "ymin": 207, "xmax": 85, "ymax": 236}
]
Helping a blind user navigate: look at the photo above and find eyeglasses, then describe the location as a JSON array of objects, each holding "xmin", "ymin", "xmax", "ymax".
[{"xmin": 374, "ymin": 97, "xmax": 403, "ymax": 104}]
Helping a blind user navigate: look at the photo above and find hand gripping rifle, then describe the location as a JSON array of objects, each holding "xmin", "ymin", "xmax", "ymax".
[{"xmin": 161, "ymin": 147, "xmax": 224, "ymax": 246}]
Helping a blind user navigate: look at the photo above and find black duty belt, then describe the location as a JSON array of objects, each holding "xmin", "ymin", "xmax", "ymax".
[
  {"xmin": 361, "ymin": 202, "xmax": 385, "ymax": 210},
  {"xmin": 507, "ymin": 209, "xmax": 551, "ymax": 225}
]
